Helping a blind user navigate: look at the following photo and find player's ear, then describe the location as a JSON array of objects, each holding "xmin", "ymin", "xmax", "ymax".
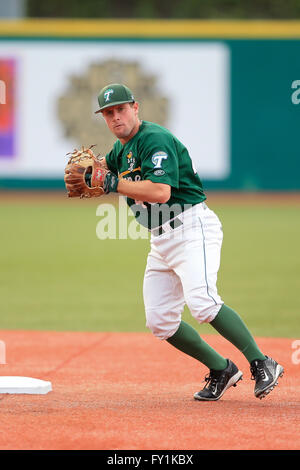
[{"xmin": 132, "ymin": 101, "xmax": 139, "ymax": 114}]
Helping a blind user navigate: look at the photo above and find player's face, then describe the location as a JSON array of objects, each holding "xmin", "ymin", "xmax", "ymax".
[{"xmin": 101, "ymin": 102, "xmax": 140, "ymax": 144}]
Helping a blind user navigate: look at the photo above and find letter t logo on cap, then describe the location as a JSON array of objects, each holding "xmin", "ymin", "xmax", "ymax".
[{"xmin": 104, "ymin": 89, "xmax": 114, "ymax": 102}]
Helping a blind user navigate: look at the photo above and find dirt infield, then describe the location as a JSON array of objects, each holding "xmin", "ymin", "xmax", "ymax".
[{"xmin": 0, "ymin": 331, "xmax": 299, "ymax": 451}]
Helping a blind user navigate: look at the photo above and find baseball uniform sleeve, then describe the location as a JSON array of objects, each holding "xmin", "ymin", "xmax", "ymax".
[{"xmin": 140, "ymin": 133, "xmax": 179, "ymax": 189}]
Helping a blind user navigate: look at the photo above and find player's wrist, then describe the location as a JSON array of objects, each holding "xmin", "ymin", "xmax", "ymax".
[{"xmin": 103, "ymin": 172, "xmax": 119, "ymax": 194}]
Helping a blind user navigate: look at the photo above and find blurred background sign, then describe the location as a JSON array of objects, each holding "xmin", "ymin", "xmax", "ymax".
[
  {"xmin": 0, "ymin": 58, "xmax": 16, "ymax": 159},
  {"xmin": 0, "ymin": 1, "xmax": 300, "ymax": 191},
  {"xmin": 0, "ymin": 40, "xmax": 229, "ymax": 180}
]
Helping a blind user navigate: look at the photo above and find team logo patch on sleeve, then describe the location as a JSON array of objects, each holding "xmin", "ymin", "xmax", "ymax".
[{"xmin": 152, "ymin": 151, "xmax": 168, "ymax": 169}]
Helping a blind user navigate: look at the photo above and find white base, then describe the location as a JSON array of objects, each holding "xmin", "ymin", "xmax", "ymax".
[{"xmin": 0, "ymin": 376, "xmax": 52, "ymax": 394}]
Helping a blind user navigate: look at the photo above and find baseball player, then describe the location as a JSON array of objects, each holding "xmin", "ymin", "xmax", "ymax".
[{"xmin": 68, "ymin": 83, "xmax": 284, "ymax": 401}]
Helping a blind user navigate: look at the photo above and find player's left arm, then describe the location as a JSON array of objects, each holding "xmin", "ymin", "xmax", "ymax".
[{"xmin": 116, "ymin": 179, "xmax": 171, "ymax": 204}]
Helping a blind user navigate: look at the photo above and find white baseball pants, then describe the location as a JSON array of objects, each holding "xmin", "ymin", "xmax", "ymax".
[{"xmin": 143, "ymin": 202, "xmax": 224, "ymax": 340}]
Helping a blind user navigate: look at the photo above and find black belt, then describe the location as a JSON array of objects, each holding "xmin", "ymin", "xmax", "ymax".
[{"xmin": 150, "ymin": 202, "xmax": 207, "ymax": 237}]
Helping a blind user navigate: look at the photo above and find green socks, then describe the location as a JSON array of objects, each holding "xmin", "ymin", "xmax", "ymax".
[
  {"xmin": 166, "ymin": 305, "xmax": 265, "ymax": 371},
  {"xmin": 210, "ymin": 304, "xmax": 266, "ymax": 363},
  {"xmin": 167, "ymin": 320, "xmax": 228, "ymax": 371}
]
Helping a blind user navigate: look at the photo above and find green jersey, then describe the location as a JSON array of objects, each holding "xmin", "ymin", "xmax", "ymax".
[{"xmin": 105, "ymin": 120, "xmax": 206, "ymax": 229}]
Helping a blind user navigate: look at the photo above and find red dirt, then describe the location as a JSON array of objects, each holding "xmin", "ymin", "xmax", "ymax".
[{"xmin": 0, "ymin": 330, "xmax": 299, "ymax": 451}]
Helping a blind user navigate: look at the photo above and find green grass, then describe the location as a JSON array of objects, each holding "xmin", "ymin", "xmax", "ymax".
[{"xmin": 0, "ymin": 200, "xmax": 299, "ymax": 337}]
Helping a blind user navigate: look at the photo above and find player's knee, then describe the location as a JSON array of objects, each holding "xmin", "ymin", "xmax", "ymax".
[
  {"xmin": 187, "ymin": 295, "xmax": 223, "ymax": 324},
  {"xmin": 145, "ymin": 309, "xmax": 180, "ymax": 340}
]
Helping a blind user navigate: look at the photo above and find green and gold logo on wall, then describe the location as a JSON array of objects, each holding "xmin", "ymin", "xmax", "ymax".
[{"xmin": 57, "ymin": 59, "xmax": 169, "ymax": 154}]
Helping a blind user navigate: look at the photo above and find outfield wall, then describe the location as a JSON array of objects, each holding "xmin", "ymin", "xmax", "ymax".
[{"xmin": 0, "ymin": 20, "xmax": 299, "ymax": 191}]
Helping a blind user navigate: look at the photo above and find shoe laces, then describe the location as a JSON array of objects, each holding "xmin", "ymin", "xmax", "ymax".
[
  {"xmin": 204, "ymin": 371, "xmax": 221, "ymax": 390},
  {"xmin": 250, "ymin": 361, "xmax": 266, "ymax": 381}
]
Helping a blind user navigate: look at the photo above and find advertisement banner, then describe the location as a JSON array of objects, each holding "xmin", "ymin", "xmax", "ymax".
[
  {"xmin": 0, "ymin": 40, "xmax": 230, "ymax": 180},
  {"xmin": 0, "ymin": 58, "xmax": 16, "ymax": 159}
]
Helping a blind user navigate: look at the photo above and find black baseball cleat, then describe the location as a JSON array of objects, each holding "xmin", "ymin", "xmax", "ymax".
[
  {"xmin": 250, "ymin": 356, "xmax": 284, "ymax": 399},
  {"xmin": 194, "ymin": 359, "xmax": 243, "ymax": 401}
]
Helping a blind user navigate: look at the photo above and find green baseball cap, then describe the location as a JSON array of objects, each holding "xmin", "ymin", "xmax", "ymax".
[{"xmin": 95, "ymin": 83, "xmax": 135, "ymax": 113}]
